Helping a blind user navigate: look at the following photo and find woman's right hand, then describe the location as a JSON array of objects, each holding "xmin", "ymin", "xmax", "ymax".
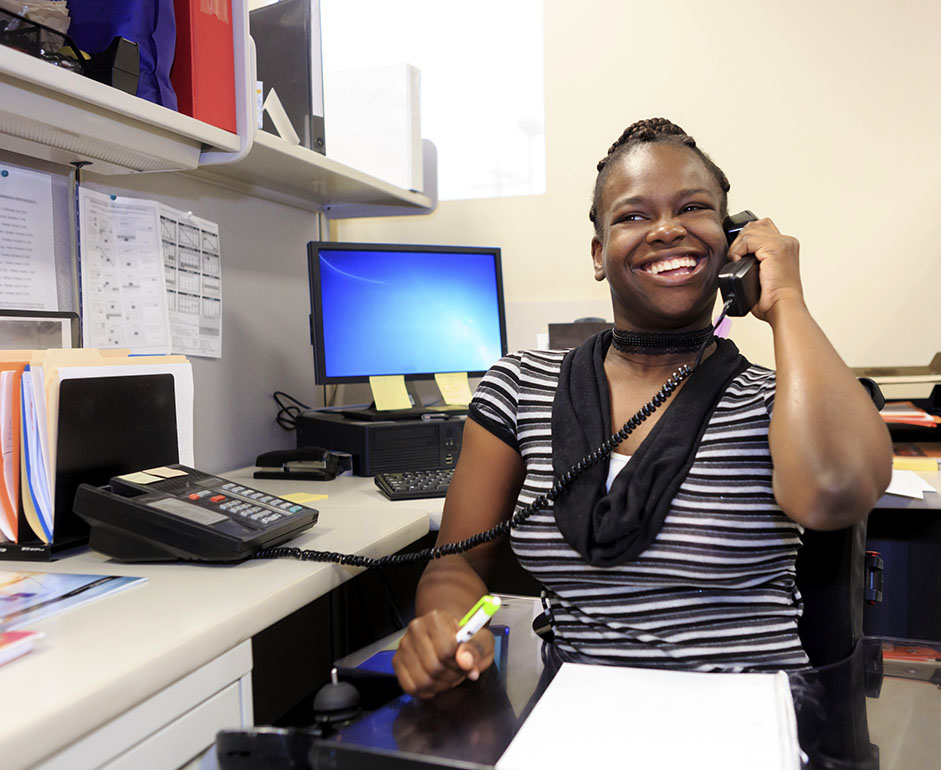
[{"xmin": 392, "ymin": 609, "xmax": 495, "ymax": 699}]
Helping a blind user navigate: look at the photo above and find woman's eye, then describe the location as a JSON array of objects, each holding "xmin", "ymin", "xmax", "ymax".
[
  {"xmin": 680, "ymin": 203, "xmax": 711, "ymax": 214},
  {"xmin": 616, "ymin": 212, "xmax": 644, "ymax": 223}
]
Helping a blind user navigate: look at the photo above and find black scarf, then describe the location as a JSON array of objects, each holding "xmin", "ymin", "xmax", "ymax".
[{"xmin": 551, "ymin": 332, "xmax": 748, "ymax": 567}]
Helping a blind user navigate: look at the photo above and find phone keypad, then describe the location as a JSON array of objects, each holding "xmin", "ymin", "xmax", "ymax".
[{"xmin": 209, "ymin": 482, "xmax": 310, "ymax": 526}]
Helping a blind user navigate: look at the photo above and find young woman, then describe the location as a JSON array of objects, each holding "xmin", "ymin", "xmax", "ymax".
[{"xmin": 391, "ymin": 118, "xmax": 892, "ymax": 699}]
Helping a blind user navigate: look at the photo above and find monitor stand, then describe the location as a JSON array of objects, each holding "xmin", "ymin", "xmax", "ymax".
[{"xmin": 338, "ymin": 404, "xmax": 468, "ymax": 422}]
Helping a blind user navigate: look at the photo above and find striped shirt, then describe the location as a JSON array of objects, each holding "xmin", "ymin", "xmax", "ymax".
[{"xmin": 468, "ymin": 347, "xmax": 809, "ymax": 672}]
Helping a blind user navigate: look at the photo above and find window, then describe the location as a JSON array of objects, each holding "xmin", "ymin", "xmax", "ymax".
[{"xmin": 320, "ymin": 0, "xmax": 546, "ymax": 200}]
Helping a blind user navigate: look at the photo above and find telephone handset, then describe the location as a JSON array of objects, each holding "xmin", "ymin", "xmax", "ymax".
[{"xmin": 717, "ymin": 210, "xmax": 760, "ymax": 316}]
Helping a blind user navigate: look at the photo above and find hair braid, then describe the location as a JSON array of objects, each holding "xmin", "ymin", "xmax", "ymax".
[{"xmin": 589, "ymin": 118, "xmax": 730, "ymax": 237}]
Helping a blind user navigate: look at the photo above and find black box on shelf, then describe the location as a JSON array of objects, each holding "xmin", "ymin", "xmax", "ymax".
[{"xmin": 250, "ymin": 0, "xmax": 326, "ymax": 153}]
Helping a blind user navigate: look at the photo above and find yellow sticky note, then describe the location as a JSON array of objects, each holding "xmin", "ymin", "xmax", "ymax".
[
  {"xmin": 434, "ymin": 372, "xmax": 473, "ymax": 406},
  {"xmin": 281, "ymin": 492, "xmax": 328, "ymax": 504},
  {"xmin": 369, "ymin": 375, "xmax": 412, "ymax": 411},
  {"xmin": 143, "ymin": 466, "xmax": 188, "ymax": 479},
  {"xmin": 115, "ymin": 471, "xmax": 163, "ymax": 484},
  {"xmin": 893, "ymin": 457, "xmax": 940, "ymax": 472}
]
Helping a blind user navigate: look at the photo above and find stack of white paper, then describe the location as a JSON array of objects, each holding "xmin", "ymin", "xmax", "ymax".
[{"xmin": 497, "ymin": 663, "xmax": 801, "ymax": 770}]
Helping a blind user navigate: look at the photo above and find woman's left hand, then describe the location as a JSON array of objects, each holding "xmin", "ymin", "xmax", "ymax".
[{"xmin": 726, "ymin": 217, "xmax": 804, "ymax": 323}]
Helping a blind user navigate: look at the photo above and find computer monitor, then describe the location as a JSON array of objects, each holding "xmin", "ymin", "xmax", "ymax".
[{"xmin": 307, "ymin": 242, "xmax": 508, "ymax": 385}]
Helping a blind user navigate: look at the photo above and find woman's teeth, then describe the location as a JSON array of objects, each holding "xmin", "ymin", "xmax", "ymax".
[{"xmin": 644, "ymin": 256, "xmax": 698, "ymax": 275}]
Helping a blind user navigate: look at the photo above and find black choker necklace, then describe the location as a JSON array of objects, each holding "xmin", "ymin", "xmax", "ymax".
[{"xmin": 611, "ymin": 325, "xmax": 714, "ymax": 355}]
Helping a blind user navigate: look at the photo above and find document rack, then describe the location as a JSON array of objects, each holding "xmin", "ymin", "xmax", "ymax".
[{"xmin": 0, "ymin": 373, "xmax": 180, "ymax": 561}]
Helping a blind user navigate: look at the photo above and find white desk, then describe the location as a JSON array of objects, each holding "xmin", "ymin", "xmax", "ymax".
[{"xmin": 0, "ymin": 469, "xmax": 433, "ymax": 770}]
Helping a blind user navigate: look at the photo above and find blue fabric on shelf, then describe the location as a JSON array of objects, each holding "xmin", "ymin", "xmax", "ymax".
[{"xmin": 67, "ymin": 0, "xmax": 177, "ymax": 109}]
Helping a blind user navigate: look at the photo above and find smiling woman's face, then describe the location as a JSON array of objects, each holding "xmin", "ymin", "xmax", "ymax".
[{"xmin": 591, "ymin": 142, "xmax": 728, "ymax": 332}]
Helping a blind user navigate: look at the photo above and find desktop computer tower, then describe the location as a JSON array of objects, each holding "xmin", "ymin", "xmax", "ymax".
[{"xmin": 296, "ymin": 411, "xmax": 464, "ymax": 476}]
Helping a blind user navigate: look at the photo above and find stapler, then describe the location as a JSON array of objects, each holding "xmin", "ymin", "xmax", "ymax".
[{"xmin": 254, "ymin": 447, "xmax": 352, "ymax": 481}]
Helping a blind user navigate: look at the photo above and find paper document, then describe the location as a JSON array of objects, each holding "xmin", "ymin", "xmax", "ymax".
[
  {"xmin": 885, "ymin": 469, "xmax": 937, "ymax": 499},
  {"xmin": 78, "ymin": 187, "xmax": 172, "ymax": 354},
  {"xmin": 20, "ymin": 369, "xmax": 53, "ymax": 542},
  {"xmin": 497, "ymin": 663, "xmax": 800, "ymax": 770},
  {"xmin": 160, "ymin": 205, "xmax": 223, "ymax": 358},
  {"xmin": 879, "ymin": 402, "xmax": 940, "ymax": 428},
  {"xmin": 0, "ymin": 164, "xmax": 57, "ymax": 311},
  {"xmin": 0, "ymin": 362, "xmax": 24, "ymax": 542}
]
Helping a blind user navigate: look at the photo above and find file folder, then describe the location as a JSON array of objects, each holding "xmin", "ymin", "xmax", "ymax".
[
  {"xmin": 0, "ymin": 353, "xmax": 187, "ymax": 562},
  {"xmin": 171, "ymin": 0, "xmax": 237, "ymax": 132},
  {"xmin": 251, "ymin": 0, "xmax": 326, "ymax": 153}
]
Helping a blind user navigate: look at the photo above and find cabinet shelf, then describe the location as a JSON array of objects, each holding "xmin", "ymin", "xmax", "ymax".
[
  {"xmin": 195, "ymin": 130, "xmax": 436, "ymax": 216},
  {"xmin": 0, "ymin": 0, "xmax": 436, "ymax": 218},
  {"xmin": 0, "ymin": 44, "xmax": 242, "ymax": 174}
]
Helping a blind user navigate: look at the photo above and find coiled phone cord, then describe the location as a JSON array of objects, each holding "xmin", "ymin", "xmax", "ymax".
[{"xmin": 253, "ymin": 359, "xmax": 697, "ymax": 570}]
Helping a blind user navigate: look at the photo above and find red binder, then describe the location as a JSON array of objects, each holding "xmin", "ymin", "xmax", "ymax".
[{"xmin": 171, "ymin": 0, "xmax": 237, "ymax": 133}]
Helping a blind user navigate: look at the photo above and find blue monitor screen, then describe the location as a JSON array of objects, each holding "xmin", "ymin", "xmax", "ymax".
[{"xmin": 307, "ymin": 242, "xmax": 508, "ymax": 384}]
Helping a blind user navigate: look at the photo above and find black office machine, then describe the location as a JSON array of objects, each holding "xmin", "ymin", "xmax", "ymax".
[
  {"xmin": 296, "ymin": 410, "xmax": 464, "ymax": 476},
  {"xmin": 73, "ymin": 465, "xmax": 318, "ymax": 563}
]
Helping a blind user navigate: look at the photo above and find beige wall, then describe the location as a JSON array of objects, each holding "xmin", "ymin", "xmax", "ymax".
[{"xmin": 334, "ymin": 0, "xmax": 941, "ymax": 370}]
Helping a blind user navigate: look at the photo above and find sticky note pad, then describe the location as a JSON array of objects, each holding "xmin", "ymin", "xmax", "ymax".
[
  {"xmin": 143, "ymin": 466, "xmax": 188, "ymax": 478},
  {"xmin": 893, "ymin": 457, "xmax": 940, "ymax": 472},
  {"xmin": 369, "ymin": 375, "xmax": 412, "ymax": 411},
  {"xmin": 281, "ymin": 492, "xmax": 328, "ymax": 504},
  {"xmin": 434, "ymin": 372, "xmax": 473, "ymax": 406},
  {"xmin": 116, "ymin": 471, "xmax": 163, "ymax": 485}
]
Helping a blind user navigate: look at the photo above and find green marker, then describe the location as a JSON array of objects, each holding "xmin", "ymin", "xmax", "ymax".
[{"xmin": 456, "ymin": 594, "xmax": 502, "ymax": 643}]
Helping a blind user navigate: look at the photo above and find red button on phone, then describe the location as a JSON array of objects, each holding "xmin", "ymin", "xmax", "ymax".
[
  {"xmin": 210, "ymin": 495, "xmax": 226, "ymax": 503},
  {"xmin": 188, "ymin": 493, "xmax": 201, "ymax": 500}
]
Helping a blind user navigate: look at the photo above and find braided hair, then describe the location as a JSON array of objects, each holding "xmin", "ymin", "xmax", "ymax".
[{"xmin": 589, "ymin": 118, "xmax": 731, "ymax": 238}]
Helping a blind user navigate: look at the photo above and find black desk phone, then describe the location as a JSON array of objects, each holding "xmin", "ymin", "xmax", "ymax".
[
  {"xmin": 73, "ymin": 465, "xmax": 318, "ymax": 563},
  {"xmin": 718, "ymin": 210, "xmax": 760, "ymax": 316}
]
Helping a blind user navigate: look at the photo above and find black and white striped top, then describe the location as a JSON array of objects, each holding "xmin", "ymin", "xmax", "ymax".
[{"xmin": 468, "ymin": 347, "xmax": 810, "ymax": 672}]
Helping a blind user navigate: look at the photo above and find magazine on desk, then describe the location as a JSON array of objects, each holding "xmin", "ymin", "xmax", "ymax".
[{"xmin": 0, "ymin": 570, "xmax": 146, "ymax": 631}]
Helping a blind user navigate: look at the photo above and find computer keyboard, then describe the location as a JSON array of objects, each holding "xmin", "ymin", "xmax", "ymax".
[{"xmin": 374, "ymin": 468, "xmax": 454, "ymax": 500}]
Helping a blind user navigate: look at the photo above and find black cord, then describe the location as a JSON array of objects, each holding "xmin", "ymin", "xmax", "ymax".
[
  {"xmin": 273, "ymin": 391, "xmax": 310, "ymax": 431},
  {"xmin": 693, "ymin": 298, "xmax": 734, "ymax": 370},
  {"xmin": 254, "ymin": 364, "xmax": 693, "ymax": 570}
]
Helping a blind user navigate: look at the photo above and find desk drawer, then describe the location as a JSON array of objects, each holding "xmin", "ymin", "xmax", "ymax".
[
  {"xmin": 102, "ymin": 680, "xmax": 244, "ymax": 770},
  {"xmin": 36, "ymin": 641, "xmax": 252, "ymax": 770}
]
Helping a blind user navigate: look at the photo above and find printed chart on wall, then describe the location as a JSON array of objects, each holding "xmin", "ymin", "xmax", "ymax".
[
  {"xmin": 0, "ymin": 164, "xmax": 57, "ymax": 311},
  {"xmin": 159, "ymin": 205, "xmax": 222, "ymax": 358},
  {"xmin": 77, "ymin": 188, "xmax": 171, "ymax": 354},
  {"xmin": 77, "ymin": 188, "xmax": 223, "ymax": 358}
]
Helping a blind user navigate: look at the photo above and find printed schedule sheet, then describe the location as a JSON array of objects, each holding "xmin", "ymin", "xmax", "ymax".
[{"xmin": 77, "ymin": 188, "xmax": 223, "ymax": 357}]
